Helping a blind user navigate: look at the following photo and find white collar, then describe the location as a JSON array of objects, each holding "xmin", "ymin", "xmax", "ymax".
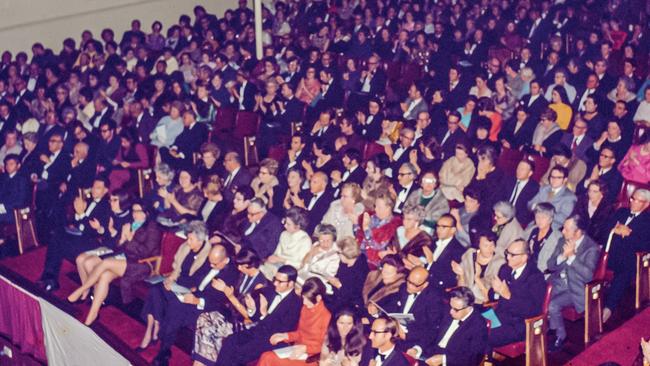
[
  {"xmin": 512, "ymin": 263, "xmax": 526, "ymax": 278},
  {"xmin": 459, "ymin": 307, "xmax": 474, "ymax": 322}
]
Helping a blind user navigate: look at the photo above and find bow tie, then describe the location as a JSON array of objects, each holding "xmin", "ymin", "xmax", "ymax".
[{"xmin": 375, "ymin": 352, "xmax": 387, "ymax": 361}]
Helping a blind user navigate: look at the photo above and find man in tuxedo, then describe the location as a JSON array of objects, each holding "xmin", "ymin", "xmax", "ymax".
[
  {"xmin": 311, "ymin": 68, "xmax": 343, "ymax": 116},
  {"xmin": 59, "ymin": 142, "xmax": 96, "ymax": 204},
  {"xmin": 368, "ymin": 317, "xmax": 411, "ymax": 366},
  {"xmin": 222, "ymin": 152, "xmax": 253, "ymax": 203},
  {"xmin": 578, "ymin": 146, "xmax": 622, "ymax": 202},
  {"xmin": 276, "ymin": 82, "xmax": 304, "ymax": 131},
  {"xmin": 333, "ymin": 149, "xmax": 366, "ymax": 198},
  {"xmin": 544, "ymin": 69, "xmax": 577, "ymax": 104},
  {"xmin": 95, "ymin": 119, "xmax": 120, "ymax": 173},
  {"xmin": 422, "ymin": 287, "xmax": 488, "ymax": 366},
  {"xmin": 574, "ymin": 73, "xmax": 601, "ymax": 113},
  {"xmin": 231, "ymin": 70, "xmax": 257, "ymax": 112},
  {"xmin": 487, "ymin": 239, "xmax": 547, "ymax": 349},
  {"xmin": 278, "ymin": 135, "xmax": 309, "ymax": 178},
  {"xmin": 547, "ymin": 215, "xmax": 600, "ymax": 351},
  {"xmin": 0, "ymin": 101, "xmax": 16, "ymax": 138},
  {"xmin": 436, "ymin": 112, "xmax": 466, "ymax": 161},
  {"xmin": 393, "ymin": 163, "xmax": 418, "ymax": 214},
  {"xmin": 34, "ymin": 131, "xmax": 71, "ymax": 241},
  {"xmin": 130, "ymin": 100, "xmax": 158, "ymax": 144},
  {"xmin": 89, "ymin": 97, "xmax": 113, "ymax": 132},
  {"xmin": 385, "ymin": 127, "xmax": 415, "ymax": 178},
  {"xmin": 198, "ymin": 179, "xmax": 231, "ymax": 233},
  {"xmin": 519, "ymin": 80, "xmax": 548, "ymax": 122},
  {"xmin": 413, "ymin": 111, "xmax": 435, "ymax": 146},
  {"xmin": 446, "ymin": 66, "xmax": 469, "ymax": 111},
  {"xmin": 425, "ymin": 214, "xmax": 465, "ymax": 290},
  {"xmin": 349, "ymin": 55, "xmax": 387, "ymax": 113},
  {"xmin": 216, "ymin": 265, "xmax": 302, "ymax": 366},
  {"xmin": 356, "ymin": 97, "xmax": 384, "ymax": 142},
  {"xmin": 280, "ymin": 57, "xmax": 301, "ymax": 90},
  {"xmin": 214, "ymin": 54, "xmax": 237, "ymax": 83},
  {"xmin": 241, "ymin": 198, "xmax": 283, "ymax": 259},
  {"xmin": 159, "ymin": 109, "xmax": 208, "ymax": 170},
  {"xmin": 0, "ymin": 155, "xmax": 28, "ymax": 224},
  {"xmin": 309, "ymin": 109, "xmax": 340, "ymax": 149},
  {"xmin": 378, "ymin": 267, "xmax": 444, "ymax": 358},
  {"xmin": 401, "ymin": 83, "xmax": 428, "ymax": 122},
  {"xmin": 154, "ymin": 244, "xmax": 239, "ymax": 366},
  {"xmin": 528, "ymin": 166, "xmax": 577, "ymax": 229},
  {"xmin": 603, "ymin": 189, "xmax": 650, "ymax": 322},
  {"xmin": 39, "ymin": 177, "xmax": 111, "ymax": 292},
  {"xmin": 294, "ymin": 172, "xmax": 332, "ymax": 234}
]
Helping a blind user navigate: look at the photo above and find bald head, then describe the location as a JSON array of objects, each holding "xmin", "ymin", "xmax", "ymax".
[
  {"xmin": 407, "ymin": 266, "xmax": 429, "ymax": 294},
  {"xmin": 209, "ymin": 244, "xmax": 229, "ymax": 269},
  {"xmin": 505, "ymin": 239, "xmax": 529, "ymax": 270}
]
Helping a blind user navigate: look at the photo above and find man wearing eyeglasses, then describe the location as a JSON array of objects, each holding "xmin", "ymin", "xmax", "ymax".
[
  {"xmin": 578, "ymin": 146, "xmax": 622, "ymax": 202},
  {"xmin": 426, "ymin": 214, "xmax": 465, "ymax": 290},
  {"xmin": 487, "ymin": 239, "xmax": 546, "ymax": 350},
  {"xmin": 384, "ymin": 127, "xmax": 415, "ymax": 179},
  {"xmin": 528, "ymin": 165, "xmax": 577, "ymax": 229},
  {"xmin": 369, "ymin": 316, "xmax": 410, "ymax": 366},
  {"xmin": 422, "ymin": 287, "xmax": 488, "ymax": 366},
  {"xmin": 602, "ymin": 188, "xmax": 650, "ymax": 323},
  {"xmin": 379, "ymin": 266, "xmax": 443, "ymax": 361},
  {"xmin": 95, "ymin": 119, "xmax": 119, "ymax": 173},
  {"xmin": 241, "ymin": 198, "xmax": 283, "ymax": 259},
  {"xmin": 393, "ymin": 162, "xmax": 419, "ymax": 214},
  {"xmin": 216, "ymin": 265, "xmax": 302, "ymax": 366}
]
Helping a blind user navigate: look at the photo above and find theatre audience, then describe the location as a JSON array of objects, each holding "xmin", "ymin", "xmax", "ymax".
[
  {"xmin": 322, "ymin": 182, "xmax": 365, "ymax": 239},
  {"xmin": 260, "ymin": 207, "xmax": 311, "ymax": 279},
  {"xmin": 523, "ymin": 203, "xmax": 563, "ymax": 274}
]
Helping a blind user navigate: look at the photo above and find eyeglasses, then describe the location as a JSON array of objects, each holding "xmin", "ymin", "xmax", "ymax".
[
  {"xmin": 273, "ymin": 278, "xmax": 290, "ymax": 284},
  {"xmin": 436, "ymin": 224, "xmax": 454, "ymax": 228},
  {"xmin": 370, "ymin": 329, "xmax": 389, "ymax": 334},
  {"xmin": 630, "ymin": 196, "xmax": 647, "ymax": 203},
  {"xmin": 505, "ymin": 250, "xmax": 526, "ymax": 257},
  {"xmin": 397, "ymin": 172, "xmax": 412, "ymax": 177},
  {"xmin": 599, "ymin": 153, "xmax": 614, "ymax": 159},
  {"xmin": 549, "ymin": 175, "xmax": 564, "ymax": 179},
  {"xmin": 450, "ymin": 304, "xmax": 470, "ymax": 312},
  {"xmin": 400, "ymin": 135, "xmax": 414, "ymax": 140},
  {"xmin": 247, "ymin": 211, "xmax": 263, "ymax": 217},
  {"xmin": 49, "ymin": 139, "xmax": 62, "ymax": 143},
  {"xmin": 100, "ymin": 128, "xmax": 111, "ymax": 133}
]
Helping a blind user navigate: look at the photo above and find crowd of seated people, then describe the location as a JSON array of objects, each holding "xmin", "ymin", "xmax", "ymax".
[{"xmin": 0, "ymin": 0, "xmax": 649, "ymax": 365}]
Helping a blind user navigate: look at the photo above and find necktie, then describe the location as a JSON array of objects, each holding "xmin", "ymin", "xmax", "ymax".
[
  {"xmin": 509, "ymin": 181, "xmax": 521, "ymax": 203},
  {"xmin": 548, "ymin": 189, "xmax": 556, "ymax": 200},
  {"xmin": 224, "ymin": 173, "xmax": 233, "ymax": 188},
  {"xmin": 571, "ymin": 138, "xmax": 578, "ymax": 153}
]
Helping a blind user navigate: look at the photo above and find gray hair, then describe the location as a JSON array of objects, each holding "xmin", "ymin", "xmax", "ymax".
[
  {"xmin": 520, "ymin": 67, "xmax": 535, "ymax": 80},
  {"xmin": 403, "ymin": 205, "xmax": 426, "ymax": 224},
  {"xmin": 449, "ymin": 286, "xmax": 475, "ymax": 307},
  {"xmin": 534, "ymin": 202, "xmax": 556, "ymax": 219},
  {"xmin": 249, "ymin": 197, "xmax": 267, "ymax": 212},
  {"xmin": 618, "ymin": 76, "xmax": 636, "ymax": 92},
  {"xmin": 634, "ymin": 188, "xmax": 650, "ymax": 202},
  {"xmin": 314, "ymin": 223, "xmax": 337, "ymax": 242},
  {"xmin": 22, "ymin": 132, "xmax": 39, "ymax": 144},
  {"xmin": 154, "ymin": 163, "xmax": 175, "ymax": 181},
  {"xmin": 493, "ymin": 201, "xmax": 516, "ymax": 221},
  {"xmin": 400, "ymin": 162, "xmax": 418, "ymax": 176},
  {"xmin": 186, "ymin": 220, "xmax": 208, "ymax": 242}
]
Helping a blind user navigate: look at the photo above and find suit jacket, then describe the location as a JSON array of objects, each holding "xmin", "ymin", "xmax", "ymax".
[
  {"xmin": 135, "ymin": 111, "xmax": 158, "ymax": 144},
  {"xmin": 498, "ymin": 117, "xmax": 536, "ymax": 149},
  {"xmin": 388, "ymin": 144, "xmax": 414, "ymax": 178},
  {"xmin": 172, "ymin": 123, "xmax": 208, "ymax": 159},
  {"xmin": 355, "ymin": 68, "xmax": 387, "ymax": 97},
  {"xmin": 571, "ymin": 196, "xmax": 615, "ymax": 245},
  {"xmin": 242, "ymin": 212, "xmax": 283, "ymax": 259},
  {"xmin": 519, "ymin": 94, "xmax": 549, "ymax": 121},
  {"xmin": 375, "ymin": 347, "xmax": 411, "ymax": 366},
  {"xmin": 560, "ymin": 133, "xmax": 594, "ymax": 163},
  {"xmin": 446, "ymin": 81, "xmax": 471, "ymax": 110},
  {"xmin": 437, "ymin": 128, "xmax": 467, "ymax": 161},
  {"xmin": 427, "ymin": 238, "xmax": 465, "ymax": 290},
  {"xmin": 305, "ymin": 189, "xmax": 333, "ymax": 234},
  {"xmin": 89, "ymin": 107, "xmax": 114, "ymax": 131},
  {"xmin": 38, "ymin": 151, "xmax": 71, "ymax": 187},
  {"xmin": 238, "ymin": 82, "xmax": 258, "ymax": 112},
  {"xmin": 528, "ymin": 186, "xmax": 577, "ymax": 229},
  {"xmin": 197, "ymin": 261, "xmax": 241, "ymax": 312},
  {"xmin": 402, "ymin": 98, "xmax": 429, "ymax": 121},
  {"xmin": 523, "ymin": 225, "xmax": 563, "ymax": 274},
  {"xmin": 0, "ymin": 172, "xmax": 28, "ymax": 222},
  {"xmin": 96, "ymin": 136, "xmax": 120, "ymax": 170},
  {"xmin": 74, "ymin": 196, "xmax": 111, "ymax": 239},
  {"xmin": 223, "ymin": 167, "xmax": 253, "ymax": 202},
  {"xmin": 278, "ymin": 97, "xmax": 305, "ymax": 128},
  {"xmin": 425, "ymin": 309, "xmax": 488, "ymax": 365},
  {"xmin": 606, "ymin": 209, "xmax": 650, "ymax": 273},
  {"xmin": 64, "ymin": 158, "xmax": 97, "ymax": 199},
  {"xmin": 547, "ymin": 235, "xmax": 600, "ymax": 312},
  {"xmin": 501, "ymin": 178, "xmax": 539, "ymax": 227},
  {"xmin": 250, "ymin": 287, "xmax": 302, "ymax": 336},
  {"xmin": 310, "ymin": 124, "xmax": 340, "ymax": 150},
  {"xmin": 385, "ymin": 285, "xmax": 444, "ymax": 350},
  {"xmin": 314, "ymin": 80, "xmax": 344, "ymax": 112}
]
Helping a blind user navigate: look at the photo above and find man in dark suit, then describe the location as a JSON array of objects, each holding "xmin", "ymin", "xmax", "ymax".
[
  {"xmin": 560, "ymin": 117, "xmax": 593, "ymax": 163},
  {"xmin": 498, "ymin": 107, "xmax": 538, "ymax": 151},
  {"xmin": 294, "ymin": 172, "xmax": 332, "ymax": 235},
  {"xmin": 386, "ymin": 127, "xmax": 415, "ymax": 179},
  {"xmin": 241, "ymin": 198, "xmax": 283, "ymax": 259},
  {"xmin": 34, "ymin": 131, "xmax": 71, "ymax": 241},
  {"xmin": 0, "ymin": 154, "xmax": 28, "ymax": 224},
  {"xmin": 231, "ymin": 70, "xmax": 257, "ymax": 112},
  {"xmin": 519, "ymin": 80, "xmax": 549, "ymax": 122},
  {"xmin": 278, "ymin": 135, "xmax": 309, "ymax": 178},
  {"xmin": 160, "ymin": 109, "xmax": 208, "ymax": 170},
  {"xmin": 60, "ymin": 142, "xmax": 96, "ymax": 204},
  {"xmin": 356, "ymin": 97, "xmax": 384, "ymax": 142},
  {"xmin": 393, "ymin": 163, "xmax": 419, "ymax": 214},
  {"xmin": 309, "ymin": 109, "xmax": 340, "ymax": 150},
  {"xmin": 501, "ymin": 159, "xmax": 540, "ymax": 227},
  {"xmin": 436, "ymin": 111, "xmax": 466, "ymax": 161},
  {"xmin": 216, "ymin": 265, "xmax": 302, "ymax": 366},
  {"xmin": 214, "ymin": 54, "xmax": 237, "ymax": 83},
  {"xmin": 421, "ymin": 287, "xmax": 488, "ymax": 366},
  {"xmin": 95, "ymin": 119, "xmax": 120, "ymax": 173},
  {"xmin": 154, "ymin": 244, "xmax": 239, "ymax": 366},
  {"xmin": 425, "ymin": 214, "xmax": 465, "ymax": 290},
  {"xmin": 280, "ymin": 57, "xmax": 301, "ymax": 90},
  {"xmin": 39, "ymin": 177, "xmax": 111, "ymax": 292},
  {"xmin": 603, "ymin": 189, "xmax": 650, "ymax": 323},
  {"xmin": 89, "ymin": 97, "xmax": 114, "ymax": 132},
  {"xmin": 547, "ymin": 215, "xmax": 600, "ymax": 351},
  {"xmin": 487, "ymin": 239, "xmax": 547, "ymax": 349},
  {"xmin": 198, "ymin": 180, "xmax": 231, "ymax": 234},
  {"xmin": 348, "ymin": 55, "xmax": 386, "ymax": 113},
  {"xmin": 379, "ymin": 267, "xmax": 444, "ymax": 357},
  {"xmin": 130, "ymin": 100, "xmax": 158, "ymax": 144},
  {"xmin": 277, "ymin": 82, "xmax": 305, "ymax": 130},
  {"xmin": 368, "ymin": 316, "xmax": 411, "ymax": 366},
  {"xmin": 578, "ymin": 146, "xmax": 623, "ymax": 203},
  {"xmin": 0, "ymin": 101, "xmax": 17, "ymax": 139},
  {"xmin": 222, "ymin": 151, "xmax": 253, "ymax": 203},
  {"xmin": 311, "ymin": 68, "xmax": 343, "ymax": 116},
  {"xmin": 333, "ymin": 148, "xmax": 366, "ymax": 198},
  {"xmin": 446, "ymin": 66, "xmax": 469, "ymax": 111}
]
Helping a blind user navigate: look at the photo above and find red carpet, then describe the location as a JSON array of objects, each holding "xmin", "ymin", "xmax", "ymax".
[
  {"xmin": 567, "ymin": 307, "xmax": 650, "ymax": 366},
  {"xmin": 0, "ymin": 247, "xmax": 191, "ymax": 365}
]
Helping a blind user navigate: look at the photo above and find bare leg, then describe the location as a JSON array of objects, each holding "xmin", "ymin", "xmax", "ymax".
[
  {"xmin": 75, "ymin": 253, "xmax": 91, "ymax": 284},
  {"xmin": 139, "ymin": 314, "xmax": 155, "ymax": 348},
  {"xmin": 153, "ymin": 319, "xmax": 160, "ymax": 341},
  {"xmin": 84, "ymin": 271, "xmax": 118, "ymax": 326},
  {"xmin": 68, "ymin": 258, "xmax": 111, "ymax": 302},
  {"xmin": 193, "ymin": 361, "xmax": 206, "ymax": 366}
]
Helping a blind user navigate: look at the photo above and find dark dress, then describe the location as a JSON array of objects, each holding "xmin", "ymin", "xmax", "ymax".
[
  {"xmin": 119, "ymin": 220, "xmax": 162, "ymax": 303},
  {"xmin": 325, "ymin": 253, "xmax": 370, "ymax": 314}
]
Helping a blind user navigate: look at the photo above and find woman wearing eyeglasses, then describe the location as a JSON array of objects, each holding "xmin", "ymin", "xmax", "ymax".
[
  {"xmin": 257, "ymin": 277, "xmax": 331, "ymax": 366},
  {"xmin": 451, "ymin": 231, "xmax": 505, "ymax": 303},
  {"xmin": 67, "ymin": 200, "xmax": 161, "ymax": 325},
  {"xmin": 491, "ymin": 201, "xmax": 524, "ymax": 256},
  {"xmin": 260, "ymin": 207, "xmax": 312, "ymax": 279}
]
